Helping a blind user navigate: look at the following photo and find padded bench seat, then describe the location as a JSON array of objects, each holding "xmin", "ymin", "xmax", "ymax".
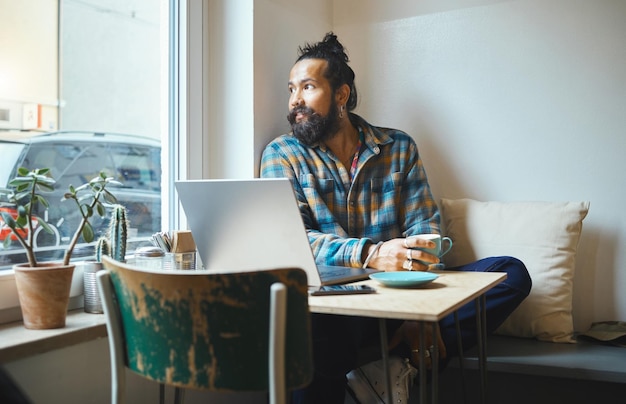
[
  {"xmin": 435, "ymin": 335, "xmax": 626, "ymax": 404},
  {"xmin": 454, "ymin": 335, "xmax": 626, "ymax": 384}
]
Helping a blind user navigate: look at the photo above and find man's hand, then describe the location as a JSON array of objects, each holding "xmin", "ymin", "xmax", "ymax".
[
  {"xmin": 366, "ymin": 237, "xmax": 439, "ymax": 271},
  {"xmin": 389, "ymin": 320, "xmax": 447, "ymax": 369}
]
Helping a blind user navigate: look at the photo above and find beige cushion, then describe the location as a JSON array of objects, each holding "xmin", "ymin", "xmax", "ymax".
[{"xmin": 440, "ymin": 199, "xmax": 590, "ymax": 343}]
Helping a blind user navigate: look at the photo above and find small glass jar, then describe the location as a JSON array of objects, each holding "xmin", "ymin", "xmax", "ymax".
[
  {"xmin": 163, "ymin": 252, "xmax": 197, "ymax": 270},
  {"xmin": 133, "ymin": 246, "xmax": 166, "ymax": 269}
]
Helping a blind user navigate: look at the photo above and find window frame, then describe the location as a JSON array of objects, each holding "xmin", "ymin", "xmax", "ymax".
[{"xmin": 168, "ymin": 0, "xmax": 208, "ymax": 233}]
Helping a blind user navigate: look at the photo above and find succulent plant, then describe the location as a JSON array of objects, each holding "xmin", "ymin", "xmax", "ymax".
[
  {"xmin": 95, "ymin": 236, "xmax": 110, "ymax": 263},
  {"xmin": 96, "ymin": 204, "xmax": 128, "ymax": 262},
  {"xmin": 0, "ymin": 167, "xmax": 122, "ymax": 267}
]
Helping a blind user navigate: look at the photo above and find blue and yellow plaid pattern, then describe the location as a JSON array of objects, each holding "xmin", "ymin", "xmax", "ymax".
[{"xmin": 261, "ymin": 114, "xmax": 440, "ymax": 268}]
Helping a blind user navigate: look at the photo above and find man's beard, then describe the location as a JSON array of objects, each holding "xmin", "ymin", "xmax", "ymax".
[{"xmin": 287, "ymin": 102, "xmax": 340, "ymax": 146}]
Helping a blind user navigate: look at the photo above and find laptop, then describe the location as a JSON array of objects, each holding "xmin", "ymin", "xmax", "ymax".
[{"xmin": 175, "ymin": 178, "xmax": 379, "ymax": 287}]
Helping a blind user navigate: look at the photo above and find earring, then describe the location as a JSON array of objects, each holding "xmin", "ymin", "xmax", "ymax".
[{"xmin": 339, "ymin": 105, "xmax": 345, "ymax": 119}]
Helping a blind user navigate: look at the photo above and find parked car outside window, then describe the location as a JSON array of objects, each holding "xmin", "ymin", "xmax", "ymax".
[{"xmin": 0, "ymin": 131, "xmax": 161, "ymax": 269}]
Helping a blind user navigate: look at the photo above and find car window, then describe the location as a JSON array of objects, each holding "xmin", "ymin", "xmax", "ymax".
[
  {"xmin": 108, "ymin": 144, "xmax": 161, "ymax": 191},
  {"xmin": 23, "ymin": 141, "xmax": 160, "ymax": 191},
  {"xmin": 44, "ymin": 142, "xmax": 117, "ymax": 190}
]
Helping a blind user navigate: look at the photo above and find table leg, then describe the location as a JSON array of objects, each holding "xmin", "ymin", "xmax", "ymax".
[
  {"xmin": 419, "ymin": 322, "xmax": 427, "ymax": 404},
  {"xmin": 431, "ymin": 322, "xmax": 439, "ymax": 404},
  {"xmin": 475, "ymin": 295, "xmax": 488, "ymax": 404},
  {"xmin": 378, "ymin": 318, "xmax": 393, "ymax": 404},
  {"xmin": 454, "ymin": 311, "xmax": 468, "ymax": 404}
]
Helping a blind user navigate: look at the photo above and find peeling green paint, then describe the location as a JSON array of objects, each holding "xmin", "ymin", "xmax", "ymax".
[{"xmin": 109, "ymin": 267, "xmax": 313, "ymax": 391}]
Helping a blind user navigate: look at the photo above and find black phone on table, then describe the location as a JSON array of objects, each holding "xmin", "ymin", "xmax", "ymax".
[{"xmin": 309, "ymin": 284, "xmax": 376, "ymax": 296}]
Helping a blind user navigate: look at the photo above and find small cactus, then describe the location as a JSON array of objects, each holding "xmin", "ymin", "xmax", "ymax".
[
  {"xmin": 95, "ymin": 236, "xmax": 110, "ymax": 263},
  {"xmin": 95, "ymin": 204, "xmax": 129, "ymax": 262},
  {"xmin": 108, "ymin": 205, "xmax": 128, "ymax": 262}
]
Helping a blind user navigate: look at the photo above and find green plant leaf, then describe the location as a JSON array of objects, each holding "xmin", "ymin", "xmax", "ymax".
[
  {"xmin": 0, "ymin": 211, "xmax": 16, "ymax": 228},
  {"xmin": 36, "ymin": 178, "xmax": 56, "ymax": 190},
  {"xmin": 102, "ymin": 190, "xmax": 118, "ymax": 204},
  {"xmin": 15, "ymin": 218, "xmax": 27, "ymax": 228},
  {"xmin": 95, "ymin": 201, "xmax": 106, "ymax": 217},
  {"xmin": 33, "ymin": 216, "xmax": 54, "ymax": 234},
  {"xmin": 107, "ymin": 179, "xmax": 123, "ymax": 187},
  {"xmin": 9, "ymin": 180, "xmax": 29, "ymax": 189},
  {"xmin": 82, "ymin": 204, "xmax": 94, "ymax": 218},
  {"xmin": 14, "ymin": 190, "xmax": 30, "ymax": 201},
  {"xmin": 82, "ymin": 222, "xmax": 94, "ymax": 243},
  {"xmin": 91, "ymin": 174, "xmax": 105, "ymax": 183},
  {"xmin": 33, "ymin": 194, "xmax": 50, "ymax": 208},
  {"xmin": 16, "ymin": 167, "xmax": 29, "ymax": 176}
]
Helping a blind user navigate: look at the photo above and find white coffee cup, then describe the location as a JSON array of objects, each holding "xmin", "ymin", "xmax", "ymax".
[{"xmin": 412, "ymin": 234, "xmax": 453, "ymax": 264}]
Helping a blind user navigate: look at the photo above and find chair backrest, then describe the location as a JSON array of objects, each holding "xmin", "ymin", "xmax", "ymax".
[{"xmin": 97, "ymin": 256, "xmax": 313, "ymax": 401}]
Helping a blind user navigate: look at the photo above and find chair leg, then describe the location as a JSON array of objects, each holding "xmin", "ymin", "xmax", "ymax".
[
  {"xmin": 96, "ymin": 272, "xmax": 126, "ymax": 404},
  {"xmin": 158, "ymin": 384, "xmax": 184, "ymax": 404},
  {"xmin": 174, "ymin": 387, "xmax": 184, "ymax": 404}
]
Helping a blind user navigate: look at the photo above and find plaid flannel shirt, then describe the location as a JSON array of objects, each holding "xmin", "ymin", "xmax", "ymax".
[{"xmin": 260, "ymin": 114, "xmax": 440, "ymax": 268}]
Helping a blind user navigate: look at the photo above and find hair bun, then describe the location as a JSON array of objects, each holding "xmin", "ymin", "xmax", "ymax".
[{"xmin": 321, "ymin": 32, "xmax": 349, "ymax": 62}]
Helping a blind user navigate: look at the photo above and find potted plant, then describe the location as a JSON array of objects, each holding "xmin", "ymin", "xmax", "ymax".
[
  {"xmin": 83, "ymin": 204, "xmax": 128, "ymax": 314},
  {"xmin": 0, "ymin": 167, "xmax": 122, "ymax": 329}
]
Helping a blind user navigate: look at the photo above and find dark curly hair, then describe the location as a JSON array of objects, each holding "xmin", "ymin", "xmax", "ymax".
[{"xmin": 296, "ymin": 32, "xmax": 358, "ymax": 112}]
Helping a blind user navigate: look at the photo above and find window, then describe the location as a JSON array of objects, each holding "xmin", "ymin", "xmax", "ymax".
[
  {"xmin": 0, "ymin": 0, "xmax": 167, "ymax": 270},
  {"xmin": 0, "ymin": 0, "xmax": 175, "ymax": 320}
]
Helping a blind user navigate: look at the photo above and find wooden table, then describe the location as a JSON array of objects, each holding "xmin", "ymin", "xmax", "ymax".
[{"xmin": 308, "ymin": 270, "xmax": 507, "ymax": 404}]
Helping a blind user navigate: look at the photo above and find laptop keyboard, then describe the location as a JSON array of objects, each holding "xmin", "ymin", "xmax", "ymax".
[{"xmin": 319, "ymin": 266, "xmax": 351, "ymax": 277}]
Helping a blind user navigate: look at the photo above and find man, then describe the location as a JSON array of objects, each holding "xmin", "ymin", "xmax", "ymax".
[{"xmin": 261, "ymin": 32, "xmax": 531, "ymax": 403}]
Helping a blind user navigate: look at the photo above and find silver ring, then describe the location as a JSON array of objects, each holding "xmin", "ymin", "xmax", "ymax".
[
  {"xmin": 406, "ymin": 249, "xmax": 412, "ymax": 260},
  {"xmin": 403, "ymin": 237, "xmax": 409, "ymax": 248},
  {"xmin": 403, "ymin": 258, "xmax": 413, "ymax": 271},
  {"xmin": 412, "ymin": 348, "xmax": 430, "ymax": 358}
]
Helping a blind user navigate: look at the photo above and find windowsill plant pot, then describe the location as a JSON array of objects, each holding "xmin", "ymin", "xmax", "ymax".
[
  {"xmin": 0, "ymin": 168, "xmax": 123, "ymax": 329},
  {"xmin": 13, "ymin": 262, "xmax": 75, "ymax": 329}
]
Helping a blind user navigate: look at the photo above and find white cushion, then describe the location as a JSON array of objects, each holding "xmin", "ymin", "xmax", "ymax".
[{"xmin": 440, "ymin": 199, "xmax": 590, "ymax": 343}]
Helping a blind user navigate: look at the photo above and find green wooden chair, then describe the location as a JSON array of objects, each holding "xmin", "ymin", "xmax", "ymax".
[{"xmin": 97, "ymin": 255, "xmax": 313, "ymax": 404}]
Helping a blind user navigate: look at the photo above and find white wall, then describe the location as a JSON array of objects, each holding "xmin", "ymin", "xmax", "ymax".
[
  {"xmin": 333, "ymin": 0, "xmax": 626, "ymax": 331},
  {"xmin": 205, "ymin": 0, "xmax": 254, "ymax": 178},
  {"xmin": 0, "ymin": 0, "xmax": 58, "ymax": 130},
  {"xmin": 0, "ymin": 0, "xmax": 58, "ymax": 104},
  {"xmin": 204, "ymin": 0, "xmax": 333, "ymax": 178},
  {"xmin": 253, "ymin": 0, "xmax": 333, "ymax": 175}
]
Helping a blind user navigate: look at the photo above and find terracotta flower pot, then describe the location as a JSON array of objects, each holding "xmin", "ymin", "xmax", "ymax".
[{"xmin": 14, "ymin": 262, "xmax": 75, "ymax": 329}]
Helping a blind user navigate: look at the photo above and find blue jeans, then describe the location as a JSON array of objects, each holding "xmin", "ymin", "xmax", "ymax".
[{"xmin": 292, "ymin": 256, "xmax": 532, "ymax": 404}]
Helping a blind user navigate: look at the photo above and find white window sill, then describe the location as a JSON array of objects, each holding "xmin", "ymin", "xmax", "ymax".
[{"xmin": 0, "ymin": 309, "xmax": 106, "ymax": 363}]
